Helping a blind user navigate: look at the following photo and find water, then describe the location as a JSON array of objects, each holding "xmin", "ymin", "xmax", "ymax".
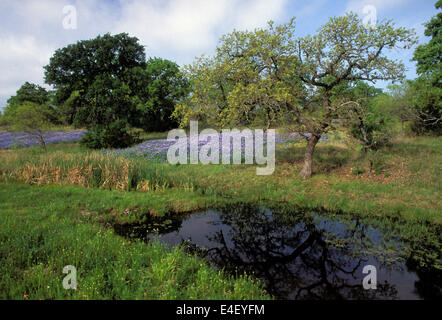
[{"xmin": 113, "ymin": 204, "xmax": 441, "ymax": 300}]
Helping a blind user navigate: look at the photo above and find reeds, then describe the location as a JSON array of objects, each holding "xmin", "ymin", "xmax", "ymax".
[{"xmin": 1, "ymin": 151, "xmax": 192, "ymax": 192}]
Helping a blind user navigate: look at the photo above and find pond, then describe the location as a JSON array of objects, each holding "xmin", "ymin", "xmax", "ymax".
[{"xmin": 113, "ymin": 204, "xmax": 441, "ymax": 300}]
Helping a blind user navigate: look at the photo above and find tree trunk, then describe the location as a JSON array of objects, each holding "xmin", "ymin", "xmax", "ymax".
[
  {"xmin": 299, "ymin": 134, "xmax": 320, "ymax": 179},
  {"xmin": 38, "ymin": 134, "xmax": 47, "ymax": 152}
]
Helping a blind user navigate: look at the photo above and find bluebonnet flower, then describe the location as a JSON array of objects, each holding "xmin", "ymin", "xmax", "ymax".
[{"xmin": 0, "ymin": 130, "xmax": 86, "ymax": 150}]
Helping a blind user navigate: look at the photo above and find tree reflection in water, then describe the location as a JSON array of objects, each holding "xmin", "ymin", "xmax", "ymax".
[
  {"xmin": 113, "ymin": 203, "xmax": 441, "ymax": 300},
  {"xmin": 204, "ymin": 204, "xmax": 399, "ymax": 299}
]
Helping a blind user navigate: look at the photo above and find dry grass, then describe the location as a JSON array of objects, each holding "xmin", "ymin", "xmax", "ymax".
[{"xmin": 0, "ymin": 151, "xmax": 181, "ymax": 192}]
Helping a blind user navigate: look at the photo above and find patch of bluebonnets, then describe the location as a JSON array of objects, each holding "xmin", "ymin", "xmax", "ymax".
[
  {"xmin": 0, "ymin": 130, "xmax": 85, "ymax": 150},
  {"xmin": 103, "ymin": 132, "xmax": 328, "ymax": 163},
  {"xmin": 0, "ymin": 130, "xmax": 328, "ymax": 164}
]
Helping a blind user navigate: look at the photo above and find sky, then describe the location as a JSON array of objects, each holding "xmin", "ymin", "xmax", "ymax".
[{"xmin": 0, "ymin": 0, "xmax": 438, "ymax": 111}]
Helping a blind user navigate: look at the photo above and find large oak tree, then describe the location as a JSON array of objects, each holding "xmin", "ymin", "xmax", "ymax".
[
  {"xmin": 44, "ymin": 33, "xmax": 146, "ymax": 148},
  {"xmin": 293, "ymin": 14, "xmax": 416, "ymax": 178},
  {"xmin": 176, "ymin": 13, "xmax": 416, "ymax": 178}
]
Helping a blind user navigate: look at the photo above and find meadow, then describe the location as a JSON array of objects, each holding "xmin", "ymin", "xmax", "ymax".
[
  {"xmin": 0, "ymin": 129, "xmax": 440, "ymax": 299},
  {"xmin": 0, "ymin": 127, "xmax": 442, "ymax": 299}
]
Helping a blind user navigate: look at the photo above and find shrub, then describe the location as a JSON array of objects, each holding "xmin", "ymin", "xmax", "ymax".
[{"xmin": 80, "ymin": 121, "xmax": 139, "ymax": 149}]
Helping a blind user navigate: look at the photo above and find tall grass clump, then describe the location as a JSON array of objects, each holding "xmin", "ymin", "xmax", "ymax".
[{"xmin": 0, "ymin": 149, "xmax": 193, "ymax": 192}]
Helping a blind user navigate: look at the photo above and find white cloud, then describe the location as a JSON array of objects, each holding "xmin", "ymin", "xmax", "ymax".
[
  {"xmin": 112, "ymin": 0, "xmax": 288, "ymax": 64},
  {"xmin": 0, "ymin": 0, "xmax": 289, "ymax": 109},
  {"xmin": 0, "ymin": 0, "xmax": 427, "ymax": 109},
  {"xmin": 0, "ymin": 35, "xmax": 54, "ymax": 106}
]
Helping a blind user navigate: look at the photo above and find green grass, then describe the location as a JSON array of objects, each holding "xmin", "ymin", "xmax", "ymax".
[
  {"xmin": 1, "ymin": 135, "xmax": 441, "ymax": 224},
  {"xmin": 0, "ymin": 133, "xmax": 440, "ymax": 299},
  {"xmin": 131, "ymin": 128, "xmax": 169, "ymax": 141},
  {"xmin": 0, "ymin": 182, "xmax": 268, "ymax": 300}
]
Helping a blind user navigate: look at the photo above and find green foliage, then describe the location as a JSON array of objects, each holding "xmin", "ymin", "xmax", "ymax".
[
  {"xmin": 2, "ymin": 82, "xmax": 54, "ymax": 126},
  {"xmin": 55, "ymin": 90, "xmax": 81, "ymax": 126},
  {"xmin": 409, "ymin": 1, "xmax": 441, "ymax": 135},
  {"xmin": 174, "ymin": 13, "xmax": 416, "ymax": 178},
  {"xmin": 7, "ymin": 81, "xmax": 50, "ymax": 107},
  {"xmin": 135, "ymin": 58, "xmax": 190, "ymax": 132},
  {"xmin": 407, "ymin": 78, "xmax": 442, "ymax": 135},
  {"xmin": 294, "ymin": 13, "xmax": 415, "ymax": 178},
  {"xmin": 412, "ymin": 0, "xmax": 442, "ymax": 85},
  {"xmin": 294, "ymin": 13, "xmax": 416, "ymax": 135},
  {"xmin": 337, "ymin": 82, "xmax": 398, "ymax": 173},
  {"xmin": 44, "ymin": 33, "xmax": 146, "ymax": 148},
  {"xmin": 173, "ymin": 18, "xmax": 303, "ymax": 129},
  {"xmin": 8, "ymin": 102, "xmax": 54, "ymax": 150},
  {"xmin": 80, "ymin": 120, "xmax": 139, "ymax": 149},
  {"xmin": 384, "ymin": 79, "xmax": 441, "ymax": 136},
  {"xmin": 348, "ymin": 98, "xmax": 397, "ymax": 170}
]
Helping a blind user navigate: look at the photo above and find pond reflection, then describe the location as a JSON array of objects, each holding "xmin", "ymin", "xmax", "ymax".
[{"xmin": 113, "ymin": 204, "xmax": 441, "ymax": 300}]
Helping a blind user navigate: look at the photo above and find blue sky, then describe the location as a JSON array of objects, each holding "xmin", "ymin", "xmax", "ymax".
[{"xmin": 0, "ymin": 0, "xmax": 438, "ymax": 111}]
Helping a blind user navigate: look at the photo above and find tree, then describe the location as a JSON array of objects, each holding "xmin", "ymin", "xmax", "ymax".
[
  {"xmin": 2, "ymin": 82, "xmax": 54, "ymax": 125},
  {"xmin": 412, "ymin": 0, "xmax": 441, "ymax": 85},
  {"xmin": 338, "ymin": 82, "xmax": 397, "ymax": 173},
  {"xmin": 135, "ymin": 58, "xmax": 190, "ymax": 132},
  {"xmin": 174, "ymin": 14, "xmax": 415, "ymax": 178},
  {"xmin": 55, "ymin": 90, "xmax": 81, "ymax": 126},
  {"xmin": 44, "ymin": 33, "xmax": 146, "ymax": 148},
  {"xmin": 9, "ymin": 102, "xmax": 54, "ymax": 151},
  {"xmin": 173, "ymin": 19, "xmax": 304, "ymax": 130},
  {"xmin": 410, "ymin": 0, "xmax": 442, "ymax": 134},
  {"xmin": 292, "ymin": 14, "xmax": 416, "ymax": 178},
  {"xmin": 384, "ymin": 83, "xmax": 416, "ymax": 129},
  {"xmin": 407, "ymin": 78, "xmax": 442, "ymax": 134},
  {"xmin": 7, "ymin": 82, "xmax": 51, "ymax": 106}
]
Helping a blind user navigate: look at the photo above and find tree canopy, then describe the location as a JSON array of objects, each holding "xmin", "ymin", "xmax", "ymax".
[
  {"xmin": 43, "ymin": 34, "xmax": 189, "ymax": 148},
  {"xmin": 1, "ymin": 82, "xmax": 53, "ymax": 126},
  {"xmin": 410, "ymin": 0, "xmax": 441, "ymax": 134},
  {"xmin": 8, "ymin": 101, "xmax": 54, "ymax": 151},
  {"xmin": 135, "ymin": 57, "xmax": 190, "ymax": 132},
  {"xmin": 44, "ymin": 33, "xmax": 146, "ymax": 128},
  {"xmin": 174, "ymin": 13, "xmax": 416, "ymax": 178},
  {"xmin": 412, "ymin": 0, "xmax": 441, "ymax": 84},
  {"xmin": 7, "ymin": 82, "xmax": 50, "ymax": 107},
  {"xmin": 44, "ymin": 33, "xmax": 147, "ymax": 148}
]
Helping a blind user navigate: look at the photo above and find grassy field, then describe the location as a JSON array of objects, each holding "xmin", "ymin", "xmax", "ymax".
[
  {"xmin": 0, "ymin": 133, "xmax": 441, "ymax": 299},
  {"xmin": 1, "ymin": 135, "xmax": 440, "ymax": 222},
  {"xmin": 0, "ymin": 182, "xmax": 268, "ymax": 299}
]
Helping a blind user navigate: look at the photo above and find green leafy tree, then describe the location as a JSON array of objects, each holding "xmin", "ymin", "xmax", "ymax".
[
  {"xmin": 135, "ymin": 58, "xmax": 190, "ymax": 132},
  {"xmin": 175, "ymin": 14, "xmax": 415, "ymax": 178},
  {"xmin": 410, "ymin": 0, "xmax": 442, "ymax": 134},
  {"xmin": 55, "ymin": 90, "xmax": 81, "ymax": 126},
  {"xmin": 292, "ymin": 14, "xmax": 415, "ymax": 178},
  {"xmin": 407, "ymin": 78, "xmax": 441, "ymax": 134},
  {"xmin": 412, "ymin": 0, "xmax": 441, "ymax": 84},
  {"xmin": 7, "ymin": 82, "xmax": 51, "ymax": 106},
  {"xmin": 44, "ymin": 33, "xmax": 146, "ymax": 148},
  {"xmin": 9, "ymin": 102, "xmax": 54, "ymax": 151},
  {"xmin": 384, "ymin": 83, "xmax": 415, "ymax": 130},
  {"xmin": 2, "ymin": 82, "xmax": 54, "ymax": 125}
]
